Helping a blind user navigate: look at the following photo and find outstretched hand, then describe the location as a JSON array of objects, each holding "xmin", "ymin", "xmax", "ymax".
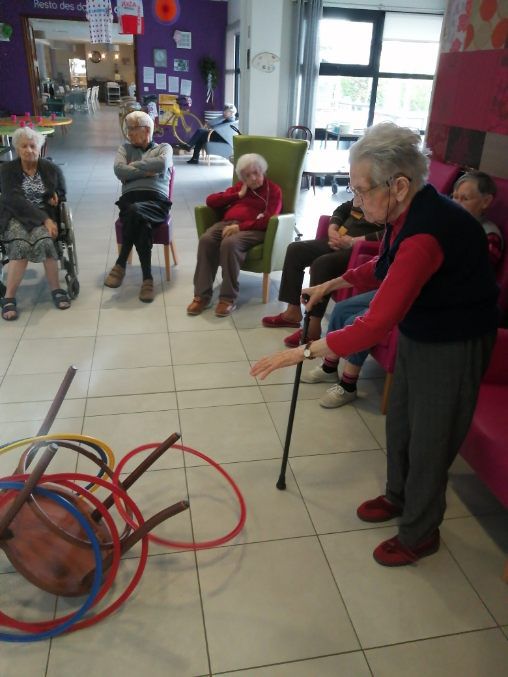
[{"xmin": 250, "ymin": 347, "xmax": 304, "ymax": 380}]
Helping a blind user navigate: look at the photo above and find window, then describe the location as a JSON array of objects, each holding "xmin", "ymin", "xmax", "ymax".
[{"xmin": 315, "ymin": 8, "xmax": 442, "ymax": 139}]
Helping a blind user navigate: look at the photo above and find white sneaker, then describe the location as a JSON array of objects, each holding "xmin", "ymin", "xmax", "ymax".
[
  {"xmin": 319, "ymin": 384, "xmax": 357, "ymax": 408},
  {"xmin": 301, "ymin": 365, "xmax": 337, "ymax": 384}
]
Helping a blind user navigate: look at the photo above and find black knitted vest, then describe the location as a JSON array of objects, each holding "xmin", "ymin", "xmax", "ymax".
[{"xmin": 374, "ymin": 184, "xmax": 499, "ymax": 342}]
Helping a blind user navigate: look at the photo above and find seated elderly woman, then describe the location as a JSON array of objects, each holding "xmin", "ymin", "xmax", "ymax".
[
  {"xmin": 183, "ymin": 103, "xmax": 238, "ymax": 165},
  {"xmin": 105, "ymin": 110, "xmax": 173, "ymax": 303},
  {"xmin": 187, "ymin": 153, "xmax": 282, "ymax": 317},
  {"xmin": 452, "ymin": 170, "xmax": 503, "ymax": 268},
  {"xmin": 252, "ymin": 122, "xmax": 498, "ymax": 567},
  {"xmin": 0, "ymin": 127, "xmax": 69, "ymax": 321}
]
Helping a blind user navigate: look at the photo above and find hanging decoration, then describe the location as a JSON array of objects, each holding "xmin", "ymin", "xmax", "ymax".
[
  {"xmin": 153, "ymin": 0, "xmax": 181, "ymax": 25},
  {"xmin": 199, "ymin": 56, "xmax": 218, "ymax": 106},
  {"xmin": 117, "ymin": 0, "xmax": 144, "ymax": 35},
  {"xmin": 86, "ymin": 0, "xmax": 113, "ymax": 44}
]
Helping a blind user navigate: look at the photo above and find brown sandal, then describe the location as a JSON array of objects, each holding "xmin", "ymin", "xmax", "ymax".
[
  {"xmin": 104, "ymin": 264, "xmax": 125, "ymax": 288},
  {"xmin": 139, "ymin": 279, "xmax": 154, "ymax": 303}
]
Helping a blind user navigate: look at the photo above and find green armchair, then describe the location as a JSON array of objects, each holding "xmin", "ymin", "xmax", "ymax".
[{"xmin": 194, "ymin": 135, "xmax": 307, "ymax": 303}]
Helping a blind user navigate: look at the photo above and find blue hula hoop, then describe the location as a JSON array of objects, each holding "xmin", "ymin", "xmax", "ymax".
[{"xmin": 0, "ymin": 481, "xmax": 102, "ymax": 642}]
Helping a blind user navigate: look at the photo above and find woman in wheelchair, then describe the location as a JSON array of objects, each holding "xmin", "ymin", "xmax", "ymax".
[{"xmin": 0, "ymin": 127, "xmax": 70, "ymax": 321}]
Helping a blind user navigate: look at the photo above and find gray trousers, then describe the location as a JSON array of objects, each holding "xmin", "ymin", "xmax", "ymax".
[
  {"xmin": 193, "ymin": 222, "xmax": 265, "ymax": 302},
  {"xmin": 386, "ymin": 330, "xmax": 496, "ymax": 547}
]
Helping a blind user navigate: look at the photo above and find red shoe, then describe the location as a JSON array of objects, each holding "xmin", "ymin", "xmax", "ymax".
[
  {"xmin": 357, "ymin": 495, "xmax": 403, "ymax": 522},
  {"xmin": 284, "ymin": 328, "xmax": 303, "ymax": 347},
  {"xmin": 373, "ymin": 530, "xmax": 440, "ymax": 567},
  {"xmin": 262, "ymin": 313, "xmax": 301, "ymax": 328}
]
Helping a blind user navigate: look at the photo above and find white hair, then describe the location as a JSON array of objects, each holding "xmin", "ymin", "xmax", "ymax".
[
  {"xmin": 125, "ymin": 110, "xmax": 154, "ymax": 138},
  {"xmin": 12, "ymin": 127, "xmax": 46, "ymax": 153},
  {"xmin": 235, "ymin": 153, "xmax": 267, "ymax": 179},
  {"xmin": 349, "ymin": 122, "xmax": 430, "ymax": 190},
  {"xmin": 224, "ymin": 103, "xmax": 237, "ymax": 116}
]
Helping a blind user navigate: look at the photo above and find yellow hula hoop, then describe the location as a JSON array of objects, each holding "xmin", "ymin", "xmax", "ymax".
[{"xmin": 0, "ymin": 434, "xmax": 116, "ymax": 491}]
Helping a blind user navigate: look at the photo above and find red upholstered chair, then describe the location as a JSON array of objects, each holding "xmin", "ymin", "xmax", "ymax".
[
  {"xmin": 485, "ymin": 176, "xmax": 508, "ymax": 322},
  {"xmin": 115, "ymin": 167, "xmax": 177, "ymax": 281},
  {"xmin": 427, "ymin": 159, "xmax": 462, "ymax": 194},
  {"xmin": 459, "ymin": 328, "xmax": 508, "ymax": 582}
]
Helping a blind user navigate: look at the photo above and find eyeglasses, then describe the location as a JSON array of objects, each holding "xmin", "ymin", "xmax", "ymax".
[
  {"xmin": 126, "ymin": 125, "xmax": 148, "ymax": 132},
  {"xmin": 348, "ymin": 174, "xmax": 412, "ymax": 200},
  {"xmin": 347, "ymin": 183, "xmax": 381, "ymax": 200}
]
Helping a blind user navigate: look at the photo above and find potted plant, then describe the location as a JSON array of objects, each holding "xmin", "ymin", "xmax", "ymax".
[{"xmin": 199, "ymin": 56, "xmax": 218, "ymax": 106}]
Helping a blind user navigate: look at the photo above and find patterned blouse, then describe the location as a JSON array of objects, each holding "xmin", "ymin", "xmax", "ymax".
[{"xmin": 21, "ymin": 171, "xmax": 46, "ymax": 209}]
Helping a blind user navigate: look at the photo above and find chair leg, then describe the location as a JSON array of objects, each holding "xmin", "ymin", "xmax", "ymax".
[
  {"xmin": 262, "ymin": 273, "xmax": 270, "ymax": 304},
  {"xmin": 169, "ymin": 240, "xmax": 178, "ymax": 266},
  {"xmin": 380, "ymin": 372, "xmax": 393, "ymax": 415},
  {"xmin": 163, "ymin": 245, "xmax": 171, "ymax": 281}
]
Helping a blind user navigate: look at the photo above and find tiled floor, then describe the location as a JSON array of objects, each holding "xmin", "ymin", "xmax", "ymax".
[{"xmin": 1, "ymin": 109, "xmax": 507, "ymax": 676}]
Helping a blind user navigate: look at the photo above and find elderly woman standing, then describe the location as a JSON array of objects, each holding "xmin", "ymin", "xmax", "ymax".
[
  {"xmin": 252, "ymin": 123, "xmax": 499, "ymax": 567},
  {"xmin": 0, "ymin": 127, "xmax": 69, "ymax": 321},
  {"xmin": 187, "ymin": 153, "xmax": 282, "ymax": 317}
]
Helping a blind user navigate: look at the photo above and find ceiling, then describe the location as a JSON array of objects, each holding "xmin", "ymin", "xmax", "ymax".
[{"xmin": 30, "ymin": 18, "xmax": 133, "ymax": 45}]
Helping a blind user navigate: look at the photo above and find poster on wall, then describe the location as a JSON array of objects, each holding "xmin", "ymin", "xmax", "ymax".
[
  {"xmin": 168, "ymin": 77, "xmax": 180, "ymax": 93},
  {"xmin": 180, "ymin": 79, "xmax": 192, "ymax": 96},
  {"xmin": 153, "ymin": 48, "xmax": 167, "ymax": 68},
  {"xmin": 155, "ymin": 73, "xmax": 167, "ymax": 90},
  {"xmin": 173, "ymin": 59, "xmax": 189, "ymax": 72},
  {"xmin": 143, "ymin": 66, "xmax": 155, "ymax": 84},
  {"xmin": 173, "ymin": 30, "xmax": 191, "ymax": 49}
]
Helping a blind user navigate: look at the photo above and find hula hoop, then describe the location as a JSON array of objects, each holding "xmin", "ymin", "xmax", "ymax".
[
  {"xmin": 0, "ymin": 472, "xmax": 148, "ymax": 634},
  {"xmin": 112, "ymin": 442, "xmax": 247, "ymax": 550},
  {"xmin": 0, "ymin": 434, "xmax": 116, "ymax": 491},
  {"xmin": 0, "ymin": 482, "xmax": 102, "ymax": 643}
]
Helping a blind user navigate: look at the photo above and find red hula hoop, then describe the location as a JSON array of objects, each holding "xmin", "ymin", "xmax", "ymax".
[{"xmin": 112, "ymin": 442, "xmax": 247, "ymax": 550}]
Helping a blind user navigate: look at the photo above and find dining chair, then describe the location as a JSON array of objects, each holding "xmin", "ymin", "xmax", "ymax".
[
  {"xmin": 115, "ymin": 167, "xmax": 177, "ymax": 281},
  {"xmin": 194, "ymin": 135, "xmax": 307, "ymax": 303},
  {"xmin": 287, "ymin": 125, "xmax": 313, "ymax": 147}
]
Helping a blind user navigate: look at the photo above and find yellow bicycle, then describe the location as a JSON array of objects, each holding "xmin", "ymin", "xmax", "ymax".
[{"xmin": 120, "ymin": 95, "xmax": 204, "ymax": 145}]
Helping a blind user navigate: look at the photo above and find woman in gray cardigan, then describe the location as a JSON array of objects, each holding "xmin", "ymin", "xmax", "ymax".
[{"xmin": 0, "ymin": 127, "xmax": 69, "ymax": 320}]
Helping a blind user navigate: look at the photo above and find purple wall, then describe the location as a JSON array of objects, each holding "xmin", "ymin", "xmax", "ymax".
[{"xmin": 0, "ymin": 0, "xmax": 227, "ymax": 134}]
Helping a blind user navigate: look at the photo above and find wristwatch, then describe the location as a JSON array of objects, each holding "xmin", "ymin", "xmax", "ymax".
[{"xmin": 303, "ymin": 341, "xmax": 315, "ymax": 359}]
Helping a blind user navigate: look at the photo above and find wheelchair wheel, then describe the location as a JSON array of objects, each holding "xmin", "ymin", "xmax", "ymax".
[
  {"xmin": 66, "ymin": 274, "xmax": 80, "ymax": 300},
  {"xmin": 172, "ymin": 112, "xmax": 203, "ymax": 146},
  {"xmin": 60, "ymin": 202, "xmax": 79, "ymax": 276}
]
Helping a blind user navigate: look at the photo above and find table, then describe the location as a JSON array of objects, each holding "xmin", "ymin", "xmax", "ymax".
[
  {"xmin": 302, "ymin": 149, "xmax": 350, "ymax": 195},
  {"xmin": 0, "ymin": 116, "xmax": 73, "ymax": 129},
  {"xmin": 0, "ymin": 125, "xmax": 55, "ymax": 159}
]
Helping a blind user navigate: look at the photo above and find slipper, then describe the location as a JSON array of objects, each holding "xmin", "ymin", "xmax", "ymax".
[
  {"xmin": 139, "ymin": 279, "xmax": 154, "ymax": 303},
  {"xmin": 1, "ymin": 297, "xmax": 18, "ymax": 321},
  {"xmin": 261, "ymin": 312, "xmax": 301, "ymax": 328},
  {"xmin": 51, "ymin": 288, "xmax": 71, "ymax": 310}
]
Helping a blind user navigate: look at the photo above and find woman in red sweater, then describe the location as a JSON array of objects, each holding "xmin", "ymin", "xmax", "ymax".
[
  {"xmin": 251, "ymin": 123, "xmax": 498, "ymax": 567},
  {"xmin": 187, "ymin": 153, "xmax": 282, "ymax": 317}
]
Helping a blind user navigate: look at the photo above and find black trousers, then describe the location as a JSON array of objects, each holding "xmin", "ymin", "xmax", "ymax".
[
  {"xmin": 116, "ymin": 192, "xmax": 170, "ymax": 279},
  {"xmin": 278, "ymin": 238, "xmax": 354, "ymax": 318}
]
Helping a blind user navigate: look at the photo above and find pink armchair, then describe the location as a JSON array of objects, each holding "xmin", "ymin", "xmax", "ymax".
[
  {"xmin": 115, "ymin": 167, "xmax": 178, "ymax": 281},
  {"xmin": 460, "ymin": 329, "xmax": 508, "ymax": 508}
]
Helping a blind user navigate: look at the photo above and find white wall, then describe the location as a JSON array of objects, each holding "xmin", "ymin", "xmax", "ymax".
[{"xmin": 228, "ymin": 0, "xmax": 293, "ymax": 136}]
